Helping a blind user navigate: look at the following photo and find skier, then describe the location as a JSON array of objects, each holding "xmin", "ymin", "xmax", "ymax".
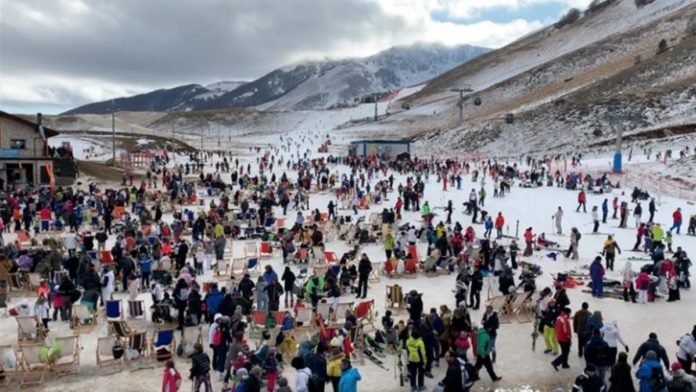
[
  {"xmin": 592, "ymin": 206, "xmax": 600, "ymax": 233},
  {"xmin": 602, "ymin": 235, "xmax": 621, "ymax": 272},
  {"xmin": 576, "ymin": 190, "xmax": 587, "ymax": 213},
  {"xmin": 553, "ymin": 207, "xmax": 563, "ymax": 235}
]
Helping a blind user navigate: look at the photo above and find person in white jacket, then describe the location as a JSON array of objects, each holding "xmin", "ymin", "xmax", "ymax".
[
  {"xmin": 601, "ymin": 320, "xmax": 629, "ymax": 366},
  {"xmin": 676, "ymin": 326, "xmax": 696, "ymax": 373},
  {"xmin": 100, "ymin": 266, "xmax": 115, "ymax": 304},
  {"xmin": 291, "ymin": 356, "xmax": 312, "ymax": 392}
]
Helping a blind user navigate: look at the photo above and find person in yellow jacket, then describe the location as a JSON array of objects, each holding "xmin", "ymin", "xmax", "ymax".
[
  {"xmin": 326, "ymin": 347, "xmax": 344, "ymax": 392},
  {"xmin": 651, "ymin": 223, "xmax": 664, "ymax": 247},
  {"xmin": 406, "ymin": 329, "xmax": 426, "ymax": 391},
  {"xmin": 213, "ymin": 222, "xmax": 225, "ymax": 239}
]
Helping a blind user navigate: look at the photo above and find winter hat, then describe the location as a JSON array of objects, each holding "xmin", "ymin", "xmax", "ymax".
[
  {"xmin": 646, "ymin": 350, "xmax": 657, "ymax": 360},
  {"xmin": 672, "ymin": 362, "xmax": 682, "ymax": 371},
  {"xmin": 213, "ymin": 313, "xmax": 222, "ymax": 322},
  {"xmin": 277, "ymin": 377, "xmax": 289, "ymax": 387}
]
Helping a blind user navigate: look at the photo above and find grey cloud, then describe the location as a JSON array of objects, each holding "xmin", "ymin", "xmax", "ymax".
[{"xmin": 0, "ymin": 0, "xmax": 413, "ymax": 87}]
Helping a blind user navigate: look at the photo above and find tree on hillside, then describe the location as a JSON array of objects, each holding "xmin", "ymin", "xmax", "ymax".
[
  {"xmin": 687, "ymin": 15, "xmax": 696, "ymax": 36},
  {"xmin": 657, "ymin": 39, "xmax": 668, "ymax": 54},
  {"xmin": 635, "ymin": 0, "xmax": 656, "ymax": 8},
  {"xmin": 555, "ymin": 8, "xmax": 581, "ymax": 29}
]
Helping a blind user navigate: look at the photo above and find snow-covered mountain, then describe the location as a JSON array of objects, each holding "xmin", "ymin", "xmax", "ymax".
[
  {"xmin": 63, "ymin": 43, "xmax": 488, "ymax": 114},
  {"xmin": 205, "ymin": 43, "xmax": 489, "ymax": 111},
  {"xmin": 63, "ymin": 81, "xmax": 248, "ymax": 115}
]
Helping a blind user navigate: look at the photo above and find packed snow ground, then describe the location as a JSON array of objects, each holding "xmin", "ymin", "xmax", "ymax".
[{"xmin": 3, "ymin": 117, "xmax": 696, "ymax": 392}]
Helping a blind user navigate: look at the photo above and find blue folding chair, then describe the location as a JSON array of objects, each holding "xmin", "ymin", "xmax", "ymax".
[
  {"xmin": 105, "ymin": 300, "xmax": 123, "ymax": 321},
  {"xmin": 150, "ymin": 328, "xmax": 176, "ymax": 361}
]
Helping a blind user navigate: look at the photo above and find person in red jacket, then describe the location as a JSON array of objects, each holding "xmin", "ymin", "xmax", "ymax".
[
  {"xmin": 39, "ymin": 207, "xmax": 52, "ymax": 232},
  {"xmin": 552, "ymin": 307, "xmax": 573, "ymax": 370},
  {"xmin": 576, "ymin": 191, "xmax": 587, "ymax": 213},
  {"xmin": 671, "ymin": 207, "xmax": 683, "ymax": 234},
  {"xmin": 494, "ymin": 212, "xmax": 505, "ymax": 239},
  {"xmin": 162, "ymin": 359, "xmax": 182, "ymax": 392},
  {"xmin": 523, "ymin": 227, "xmax": 535, "ymax": 256}
]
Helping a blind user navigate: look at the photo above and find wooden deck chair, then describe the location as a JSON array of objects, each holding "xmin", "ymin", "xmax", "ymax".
[
  {"xmin": 513, "ymin": 291, "xmax": 534, "ymax": 323},
  {"xmin": 324, "ymin": 251, "xmax": 338, "ymax": 264},
  {"xmin": 71, "ymin": 304, "xmax": 97, "ymax": 331},
  {"xmin": 16, "ymin": 316, "xmax": 46, "ymax": 342},
  {"xmin": 485, "ymin": 295, "xmax": 507, "ymax": 313},
  {"xmin": 313, "ymin": 264, "xmax": 328, "ymax": 277},
  {"xmin": 150, "ymin": 328, "xmax": 176, "ymax": 362},
  {"xmin": 312, "ymin": 247, "xmax": 326, "ymax": 266},
  {"xmin": 259, "ymin": 242, "xmax": 273, "ymax": 258},
  {"xmin": 0, "ymin": 345, "xmax": 19, "ymax": 384},
  {"xmin": 244, "ymin": 241, "xmax": 259, "ymax": 259},
  {"xmin": 317, "ymin": 301, "xmax": 331, "ymax": 322},
  {"xmin": 105, "ymin": 299, "xmax": 123, "ymax": 321},
  {"xmin": 96, "ymin": 336, "xmax": 122, "ymax": 369},
  {"xmin": 16, "ymin": 230, "xmax": 31, "ymax": 247},
  {"xmin": 499, "ymin": 294, "xmax": 515, "ymax": 324},
  {"xmin": 181, "ymin": 326, "xmax": 202, "ymax": 355},
  {"xmin": 126, "ymin": 331, "xmax": 148, "ymax": 361},
  {"xmin": 158, "ymin": 256, "xmax": 172, "ymax": 272},
  {"xmin": 333, "ymin": 302, "xmax": 354, "ymax": 327},
  {"xmin": 355, "ymin": 299, "xmax": 375, "ymax": 329},
  {"xmin": 271, "ymin": 311, "xmax": 286, "ymax": 326},
  {"xmin": 9, "ymin": 273, "xmax": 26, "ymax": 292},
  {"xmin": 386, "ymin": 284, "xmax": 405, "ymax": 310},
  {"xmin": 368, "ymin": 262, "xmax": 382, "ymax": 283},
  {"xmin": 249, "ymin": 310, "xmax": 267, "ymax": 335},
  {"xmin": 246, "ymin": 258, "xmax": 262, "ymax": 276},
  {"xmin": 230, "ymin": 258, "xmax": 247, "ymax": 279},
  {"xmin": 18, "ymin": 343, "xmax": 49, "ymax": 387},
  {"xmin": 108, "ymin": 320, "xmax": 133, "ymax": 339},
  {"xmin": 128, "ymin": 300, "xmax": 146, "ymax": 320},
  {"xmin": 293, "ymin": 307, "xmax": 315, "ymax": 334},
  {"xmin": 27, "ymin": 273, "xmax": 42, "ymax": 291},
  {"xmin": 216, "ymin": 258, "xmax": 231, "ymax": 277},
  {"xmin": 52, "ymin": 335, "xmax": 80, "ymax": 375}
]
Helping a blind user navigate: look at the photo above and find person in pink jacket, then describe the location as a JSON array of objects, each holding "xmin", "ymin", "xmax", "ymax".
[
  {"xmin": 635, "ymin": 272, "xmax": 651, "ymax": 304},
  {"xmin": 162, "ymin": 359, "xmax": 182, "ymax": 392}
]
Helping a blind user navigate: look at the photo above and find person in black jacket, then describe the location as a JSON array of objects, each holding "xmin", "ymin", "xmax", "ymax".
[
  {"xmin": 264, "ymin": 278, "xmax": 284, "ymax": 312},
  {"xmin": 632, "ymin": 332, "xmax": 670, "ymax": 368},
  {"xmin": 608, "ymin": 352, "xmax": 635, "ymax": 392},
  {"xmin": 407, "ymin": 290, "xmax": 423, "ymax": 323},
  {"xmin": 356, "ymin": 254, "xmax": 372, "ymax": 299},
  {"xmin": 469, "ymin": 266, "xmax": 483, "ymax": 310},
  {"xmin": 176, "ymin": 240, "xmax": 189, "ymax": 272},
  {"xmin": 281, "ymin": 267, "xmax": 296, "ymax": 308},
  {"xmin": 440, "ymin": 350, "xmax": 464, "ymax": 392},
  {"xmin": 584, "ymin": 328, "xmax": 611, "ymax": 384},
  {"xmin": 189, "ymin": 343, "xmax": 212, "ymax": 392},
  {"xmin": 238, "ymin": 274, "xmax": 255, "ymax": 301},
  {"xmin": 188, "ymin": 284, "xmax": 203, "ymax": 325},
  {"xmin": 572, "ymin": 365, "xmax": 606, "ymax": 392}
]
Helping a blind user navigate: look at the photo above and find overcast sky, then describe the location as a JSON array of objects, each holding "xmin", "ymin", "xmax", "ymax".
[{"xmin": 0, "ymin": 0, "xmax": 592, "ymax": 114}]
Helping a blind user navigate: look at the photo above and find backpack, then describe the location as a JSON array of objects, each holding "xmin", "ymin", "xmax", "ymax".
[
  {"xmin": 307, "ymin": 373, "xmax": 323, "ymax": 392},
  {"xmin": 668, "ymin": 377, "xmax": 693, "ymax": 392},
  {"xmin": 649, "ymin": 366, "xmax": 666, "ymax": 391},
  {"xmin": 212, "ymin": 329, "xmax": 222, "ymax": 347},
  {"xmin": 101, "ymin": 275, "xmax": 109, "ymax": 288},
  {"xmin": 576, "ymin": 232, "xmax": 582, "ymax": 241}
]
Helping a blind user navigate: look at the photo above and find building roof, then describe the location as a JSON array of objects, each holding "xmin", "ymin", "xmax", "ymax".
[
  {"xmin": 0, "ymin": 110, "xmax": 59, "ymax": 137},
  {"xmin": 350, "ymin": 139, "xmax": 410, "ymax": 145}
]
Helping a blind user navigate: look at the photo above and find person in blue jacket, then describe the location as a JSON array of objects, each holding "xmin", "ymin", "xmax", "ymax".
[
  {"xmin": 590, "ymin": 256, "xmax": 605, "ymax": 298},
  {"xmin": 635, "ymin": 350, "xmax": 667, "ymax": 392},
  {"xmin": 139, "ymin": 252, "xmax": 152, "ymax": 288},
  {"xmin": 338, "ymin": 358, "xmax": 361, "ymax": 392},
  {"xmin": 484, "ymin": 217, "xmax": 494, "ymax": 238},
  {"xmin": 205, "ymin": 283, "xmax": 224, "ymax": 321}
]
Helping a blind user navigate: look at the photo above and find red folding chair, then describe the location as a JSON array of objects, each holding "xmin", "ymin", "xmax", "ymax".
[
  {"xmin": 324, "ymin": 251, "xmax": 338, "ymax": 264},
  {"xmin": 101, "ymin": 251, "xmax": 114, "ymax": 264}
]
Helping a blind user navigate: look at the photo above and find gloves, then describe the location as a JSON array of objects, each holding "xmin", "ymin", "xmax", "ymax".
[{"xmin": 625, "ymin": 345, "xmax": 630, "ymax": 353}]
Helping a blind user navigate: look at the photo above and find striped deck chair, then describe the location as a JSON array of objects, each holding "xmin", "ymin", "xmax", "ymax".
[
  {"xmin": 249, "ymin": 310, "xmax": 267, "ymax": 335},
  {"xmin": 108, "ymin": 320, "xmax": 133, "ymax": 339},
  {"xmin": 271, "ymin": 311, "xmax": 286, "ymax": 326},
  {"xmin": 100, "ymin": 251, "xmax": 114, "ymax": 264},
  {"xmin": 386, "ymin": 284, "xmax": 405, "ymax": 310},
  {"xmin": 151, "ymin": 328, "xmax": 176, "ymax": 362},
  {"xmin": 332, "ymin": 302, "xmax": 354, "ymax": 327},
  {"xmin": 128, "ymin": 300, "xmax": 146, "ymax": 320},
  {"xmin": 246, "ymin": 258, "xmax": 262, "ymax": 276},
  {"xmin": 52, "ymin": 335, "xmax": 80, "ymax": 376},
  {"xmin": 126, "ymin": 331, "xmax": 148, "ymax": 361},
  {"xmin": 368, "ymin": 262, "xmax": 382, "ymax": 283},
  {"xmin": 19, "ymin": 343, "xmax": 49, "ymax": 387}
]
